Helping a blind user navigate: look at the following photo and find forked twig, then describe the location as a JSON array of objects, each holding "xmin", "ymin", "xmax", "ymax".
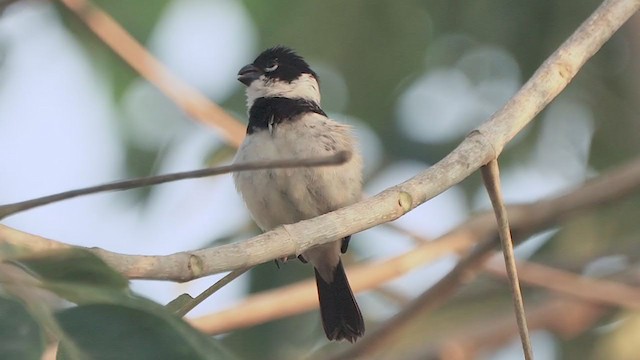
[{"xmin": 174, "ymin": 267, "xmax": 251, "ymax": 318}]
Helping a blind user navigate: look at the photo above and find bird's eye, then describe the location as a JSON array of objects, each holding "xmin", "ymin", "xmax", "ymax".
[{"xmin": 265, "ymin": 62, "xmax": 278, "ymax": 72}]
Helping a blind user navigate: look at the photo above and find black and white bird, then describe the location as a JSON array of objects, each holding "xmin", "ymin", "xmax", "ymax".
[{"xmin": 233, "ymin": 46, "xmax": 365, "ymax": 342}]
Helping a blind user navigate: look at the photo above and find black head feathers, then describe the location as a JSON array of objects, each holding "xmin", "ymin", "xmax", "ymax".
[{"xmin": 251, "ymin": 46, "xmax": 317, "ymax": 82}]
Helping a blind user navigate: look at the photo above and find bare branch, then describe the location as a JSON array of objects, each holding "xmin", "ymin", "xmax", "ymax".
[
  {"xmin": 0, "ymin": 152, "xmax": 350, "ymax": 220},
  {"xmin": 481, "ymin": 160, "xmax": 533, "ymax": 359},
  {"xmin": 485, "ymin": 257, "xmax": 640, "ymax": 310},
  {"xmin": 416, "ymin": 256, "xmax": 640, "ymax": 358},
  {"xmin": 427, "ymin": 298, "xmax": 606, "ymax": 359},
  {"xmin": 186, "ymin": 155, "xmax": 640, "ymax": 336}
]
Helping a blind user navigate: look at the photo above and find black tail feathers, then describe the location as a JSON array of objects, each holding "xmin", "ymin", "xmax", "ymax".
[{"xmin": 314, "ymin": 260, "xmax": 364, "ymax": 342}]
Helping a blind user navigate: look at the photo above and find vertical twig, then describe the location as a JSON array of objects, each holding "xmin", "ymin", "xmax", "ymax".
[{"xmin": 481, "ymin": 160, "xmax": 533, "ymax": 359}]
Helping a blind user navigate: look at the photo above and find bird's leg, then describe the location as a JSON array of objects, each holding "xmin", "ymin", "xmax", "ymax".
[{"xmin": 341, "ymin": 236, "xmax": 351, "ymax": 254}]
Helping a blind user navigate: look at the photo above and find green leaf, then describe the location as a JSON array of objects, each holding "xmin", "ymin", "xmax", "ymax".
[
  {"xmin": 12, "ymin": 248, "xmax": 128, "ymax": 289},
  {"xmin": 10, "ymin": 248, "xmax": 131, "ymax": 304},
  {"xmin": 56, "ymin": 303, "xmax": 236, "ymax": 360},
  {"xmin": 0, "ymin": 295, "xmax": 45, "ymax": 360}
]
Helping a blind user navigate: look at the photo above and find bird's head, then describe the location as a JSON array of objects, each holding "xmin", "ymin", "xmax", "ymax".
[{"xmin": 238, "ymin": 46, "xmax": 321, "ymax": 108}]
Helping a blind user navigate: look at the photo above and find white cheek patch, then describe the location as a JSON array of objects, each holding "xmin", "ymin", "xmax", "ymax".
[{"xmin": 246, "ymin": 73, "xmax": 321, "ymax": 108}]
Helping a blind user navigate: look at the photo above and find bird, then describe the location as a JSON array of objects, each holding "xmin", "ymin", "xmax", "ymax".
[{"xmin": 233, "ymin": 46, "xmax": 365, "ymax": 342}]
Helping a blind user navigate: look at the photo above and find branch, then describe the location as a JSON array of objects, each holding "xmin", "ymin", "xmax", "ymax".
[
  {"xmin": 58, "ymin": 0, "xmax": 246, "ymax": 147},
  {"xmin": 0, "ymin": 152, "xmax": 350, "ymax": 220},
  {"xmin": 420, "ymin": 257, "xmax": 640, "ymax": 358},
  {"xmin": 186, "ymin": 155, "xmax": 640, "ymax": 336},
  {"xmin": 485, "ymin": 257, "xmax": 640, "ymax": 310},
  {"xmin": 481, "ymin": 160, "xmax": 533, "ymax": 359},
  {"xmin": 429, "ymin": 298, "xmax": 606, "ymax": 359}
]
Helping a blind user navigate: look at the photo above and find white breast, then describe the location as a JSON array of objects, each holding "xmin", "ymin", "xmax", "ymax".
[{"xmin": 232, "ymin": 113, "xmax": 362, "ymax": 231}]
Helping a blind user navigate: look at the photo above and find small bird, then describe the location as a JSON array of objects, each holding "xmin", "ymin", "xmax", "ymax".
[{"xmin": 233, "ymin": 46, "xmax": 365, "ymax": 342}]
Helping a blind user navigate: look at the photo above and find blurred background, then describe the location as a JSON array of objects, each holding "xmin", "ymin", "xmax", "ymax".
[{"xmin": 1, "ymin": 0, "xmax": 639, "ymax": 359}]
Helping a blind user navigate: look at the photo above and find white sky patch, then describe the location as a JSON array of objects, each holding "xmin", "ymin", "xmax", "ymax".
[
  {"xmin": 148, "ymin": 0, "xmax": 256, "ymax": 101},
  {"xmin": 136, "ymin": 125, "xmax": 249, "ymax": 255},
  {"xmin": 397, "ymin": 45, "xmax": 520, "ymax": 144},
  {"xmin": 365, "ymin": 161, "xmax": 468, "ymax": 238},
  {"xmin": 0, "ymin": 3, "xmax": 125, "ymax": 244},
  {"xmin": 121, "ymin": 80, "xmax": 193, "ymax": 150}
]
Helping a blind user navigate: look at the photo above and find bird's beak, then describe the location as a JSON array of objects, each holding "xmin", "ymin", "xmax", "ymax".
[{"xmin": 237, "ymin": 64, "xmax": 262, "ymax": 86}]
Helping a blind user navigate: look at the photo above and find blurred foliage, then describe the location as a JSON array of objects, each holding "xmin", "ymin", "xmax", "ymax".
[
  {"xmin": 2, "ymin": 0, "xmax": 640, "ymax": 359},
  {"xmin": 0, "ymin": 296, "xmax": 44, "ymax": 360},
  {"xmin": 2, "ymin": 249, "xmax": 235, "ymax": 359}
]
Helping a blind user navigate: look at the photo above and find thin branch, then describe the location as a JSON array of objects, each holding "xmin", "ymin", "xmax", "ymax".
[
  {"xmin": 175, "ymin": 267, "xmax": 251, "ymax": 318},
  {"xmin": 0, "ymin": 152, "xmax": 349, "ymax": 220},
  {"xmin": 481, "ymin": 160, "xmax": 533, "ymax": 359},
  {"xmin": 485, "ymin": 257, "xmax": 640, "ymax": 310},
  {"xmin": 423, "ymin": 254, "xmax": 640, "ymax": 358},
  {"xmin": 58, "ymin": 0, "xmax": 246, "ymax": 147},
  {"xmin": 428, "ymin": 298, "xmax": 607, "ymax": 360}
]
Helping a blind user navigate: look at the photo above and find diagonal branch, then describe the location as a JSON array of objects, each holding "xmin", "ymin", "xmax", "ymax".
[
  {"xmin": 485, "ymin": 257, "xmax": 640, "ymax": 309},
  {"xmin": 425, "ymin": 298, "xmax": 607, "ymax": 359},
  {"xmin": 183, "ymin": 154, "xmax": 640, "ymax": 336},
  {"xmin": 415, "ymin": 258, "xmax": 640, "ymax": 358},
  {"xmin": 58, "ymin": 0, "xmax": 246, "ymax": 147}
]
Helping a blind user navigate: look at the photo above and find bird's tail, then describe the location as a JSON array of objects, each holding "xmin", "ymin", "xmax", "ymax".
[{"xmin": 314, "ymin": 260, "xmax": 365, "ymax": 342}]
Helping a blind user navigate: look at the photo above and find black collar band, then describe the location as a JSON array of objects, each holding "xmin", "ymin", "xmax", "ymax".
[{"xmin": 247, "ymin": 97, "xmax": 326, "ymax": 134}]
